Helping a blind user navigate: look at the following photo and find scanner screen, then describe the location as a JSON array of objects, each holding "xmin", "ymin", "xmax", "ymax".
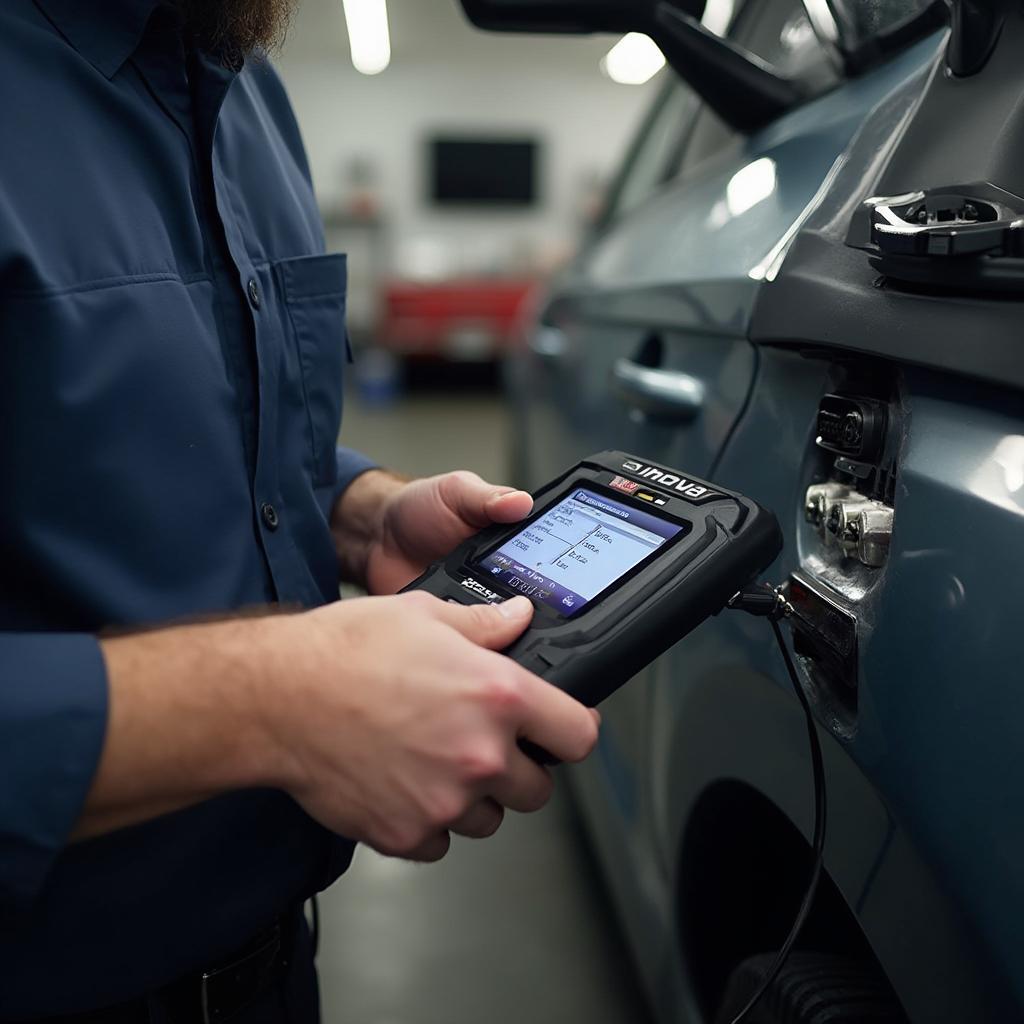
[{"xmin": 475, "ymin": 487, "xmax": 685, "ymax": 616}]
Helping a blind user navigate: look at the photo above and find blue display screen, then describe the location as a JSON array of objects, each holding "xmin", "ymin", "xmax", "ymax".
[{"xmin": 475, "ymin": 487, "xmax": 686, "ymax": 616}]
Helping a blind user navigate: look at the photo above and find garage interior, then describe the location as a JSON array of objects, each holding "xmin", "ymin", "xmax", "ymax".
[
  {"xmin": 8, "ymin": 0, "xmax": 1020, "ymax": 1020},
  {"xmin": 276, "ymin": 2, "xmax": 664, "ymax": 1019}
]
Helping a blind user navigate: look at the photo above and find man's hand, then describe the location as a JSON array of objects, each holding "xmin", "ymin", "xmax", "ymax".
[
  {"xmin": 87, "ymin": 593, "xmax": 600, "ymax": 861},
  {"xmin": 332, "ymin": 469, "xmax": 533, "ymax": 594},
  {"xmin": 260, "ymin": 592, "xmax": 596, "ymax": 860}
]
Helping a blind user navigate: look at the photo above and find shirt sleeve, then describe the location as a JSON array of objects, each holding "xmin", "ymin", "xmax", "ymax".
[
  {"xmin": 331, "ymin": 446, "xmax": 379, "ymax": 509},
  {"xmin": 0, "ymin": 633, "xmax": 108, "ymax": 912}
]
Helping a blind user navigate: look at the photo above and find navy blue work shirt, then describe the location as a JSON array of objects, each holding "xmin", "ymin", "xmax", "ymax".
[{"xmin": 0, "ymin": 1, "xmax": 376, "ymax": 1013}]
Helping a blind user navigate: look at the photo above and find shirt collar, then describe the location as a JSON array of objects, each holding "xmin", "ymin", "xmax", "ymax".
[{"xmin": 34, "ymin": 0, "xmax": 166, "ymax": 79}]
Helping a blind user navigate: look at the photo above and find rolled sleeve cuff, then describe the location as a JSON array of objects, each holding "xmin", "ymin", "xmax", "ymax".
[
  {"xmin": 331, "ymin": 446, "xmax": 379, "ymax": 510},
  {"xmin": 0, "ymin": 634, "xmax": 108, "ymax": 912}
]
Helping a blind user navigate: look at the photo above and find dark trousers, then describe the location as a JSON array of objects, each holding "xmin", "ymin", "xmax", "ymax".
[{"xmin": 19, "ymin": 907, "xmax": 320, "ymax": 1024}]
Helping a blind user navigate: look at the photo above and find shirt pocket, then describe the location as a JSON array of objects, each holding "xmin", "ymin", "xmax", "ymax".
[{"xmin": 276, "ymin": 254, "xmax": 351, "ymax": 488}]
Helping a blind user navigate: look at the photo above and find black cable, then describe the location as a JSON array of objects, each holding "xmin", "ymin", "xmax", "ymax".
[{"xmin": 725, "ymin": 608, "xmax": 828, "ymax": 1024}]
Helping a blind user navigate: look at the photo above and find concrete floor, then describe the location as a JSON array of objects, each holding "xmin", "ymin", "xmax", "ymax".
[{"xmin": 318, "ymin": 384, "xmax": 653, "ymax": 1024}]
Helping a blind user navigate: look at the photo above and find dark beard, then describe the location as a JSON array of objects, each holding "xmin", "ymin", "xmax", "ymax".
[{"xmin": 176, "ymin": 0, "xmax": 297, "ymax": 59}]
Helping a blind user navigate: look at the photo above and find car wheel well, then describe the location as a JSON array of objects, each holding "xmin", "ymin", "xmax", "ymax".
[{"xmin": 677, "ymin": 780, "xmax": 893, "ymax": 1020}]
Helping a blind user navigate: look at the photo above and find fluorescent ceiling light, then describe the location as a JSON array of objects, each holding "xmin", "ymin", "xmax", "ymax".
[
  {"xmin": 601, "ymin": 0, "xmax": 733, "ymax": 86},
  {"xmin": 342, "ymin": 0, "xmax": 391, "ymax": 76},
  {"xmin": 600, "ymin": 33, "xmax": 665, "ymax": 86}
]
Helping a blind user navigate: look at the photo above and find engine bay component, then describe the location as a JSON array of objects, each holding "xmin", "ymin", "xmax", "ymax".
[
  {"xmin": 786, "ymin": 570, "xmax": 859, "ymax": 707},
  {"xmin": 806, "ymin": 484, "xmax": 893, "ymax": 567},
  {"xmin": 847, "ymin": 181, "xmax": 1024, "ymax": 292},
  {"xmin": 804, "ymin": 482, "xmax": 851, "ymax": 529},
  {"xmin": 815, "ymin": 393, "xmax": 888, "ymax": 462}
]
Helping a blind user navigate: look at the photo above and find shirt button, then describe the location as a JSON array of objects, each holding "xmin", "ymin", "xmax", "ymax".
[
  {"xmin": 260, "ymin": 502, "xmax": 279, "ymax": 531},
  {"xmin": 247, "ymin": 278, "xmax": 261, "ymax": 309}
]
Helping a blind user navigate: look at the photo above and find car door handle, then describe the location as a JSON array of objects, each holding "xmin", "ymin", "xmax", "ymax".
[{"xmin": 611, "ymin": 358, "xmax": 705, "ymax": 420}]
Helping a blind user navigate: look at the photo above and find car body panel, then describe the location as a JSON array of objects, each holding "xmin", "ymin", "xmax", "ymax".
[
  {"xmin": 857, "ymin": 370, "xmax": 1024, "ymax": 1015},
  {"xmin": 649, "ymin": 349, "xmax": 1021, "ymax": 1022},
  {"xmin": 548, "ymin": 34, "xmax": 943, "ymax": 330},
  {"xmin": 752, "ymin": 13, "xmax": 1024, "ymax": 392},
  {"xmin": 509, "ymin": 6, "xmax": 1022, "ymax": 1021}
]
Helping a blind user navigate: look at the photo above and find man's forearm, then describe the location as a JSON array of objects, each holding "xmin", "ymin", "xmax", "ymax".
[
  {"xmin": 76, "ymin": 618, "xmax": 290, "ymax": 841},
  {"xmin": 83, "ymin": 464, "xmax": 413, "ymax": 841},
  {"xmin": 69, "ymin": 587, "xmax": 599, "ymax": 861},
  {"xmin": 331, "ymin": 468, "xmax": 406, "ymax": 587}
]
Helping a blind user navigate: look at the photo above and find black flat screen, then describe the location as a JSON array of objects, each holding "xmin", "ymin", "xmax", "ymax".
[{"xmin": 430, "ymin": 137, "xmax": 537, "ymax": 206}]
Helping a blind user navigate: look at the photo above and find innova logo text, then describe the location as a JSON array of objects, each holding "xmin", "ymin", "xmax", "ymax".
[{"xmin": 622, "ymin": 459, "xmax": 709, "ymax": 499}]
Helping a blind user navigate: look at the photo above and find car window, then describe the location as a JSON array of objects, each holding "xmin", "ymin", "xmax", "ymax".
[
  {"xmin": 600, "ymin": 0, "xmax": 823, "ymax": 224},
  {"xmin": 599, "ymin": 0, "xmax": 932, "ymax": 227},
  {"xmin": 675, "ymin": 0, "xmax": 838, "ymax": 179},
  {"xmin": 600, "ymin": 75, "xmax": 698, "ymax": 224},
  {"xmin": 673, "ymin": 0, "xmax": 933, "ymax": 178},
  {"xmin": 842, "ymin": 0, "xmax": 936, "ymax": 39}
]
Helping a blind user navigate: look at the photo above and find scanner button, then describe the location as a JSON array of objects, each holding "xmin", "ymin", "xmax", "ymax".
[
  {"xmin": 517, "ymin": 654, "xmax": 549, "ymax": 674},
  {"xmin": 537, "ymin": 647, "xmax": 572, "ymax": 667}
]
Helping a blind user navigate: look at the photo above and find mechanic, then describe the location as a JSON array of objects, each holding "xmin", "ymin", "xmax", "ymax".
[{"xmin": 0, "ymin": 1, "xmax": 600, "ymax": 1020}]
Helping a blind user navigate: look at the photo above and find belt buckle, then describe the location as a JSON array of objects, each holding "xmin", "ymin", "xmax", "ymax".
[{"xmin": 199, "ymin": 923, "xmax": 283, "ymax": 1024}]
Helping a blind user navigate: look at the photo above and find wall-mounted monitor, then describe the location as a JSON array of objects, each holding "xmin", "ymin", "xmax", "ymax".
[{"xmin": 429, "ymin": 136, "xmax": 538, "ymax": 207}]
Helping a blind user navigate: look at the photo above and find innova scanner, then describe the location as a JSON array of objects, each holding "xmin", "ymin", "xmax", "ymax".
[{"xmin": 403, "ymin": 451, "xmax": 782, "ymax": 708}]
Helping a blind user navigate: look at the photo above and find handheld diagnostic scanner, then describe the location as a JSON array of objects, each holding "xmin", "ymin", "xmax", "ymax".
[
  {"xmin": 403, "ymin": 451, "xmax": 782, "ymax": 708},
  {"xmin": 405, "ymin": 452, "xmax": 824, "ymax": 1024}
]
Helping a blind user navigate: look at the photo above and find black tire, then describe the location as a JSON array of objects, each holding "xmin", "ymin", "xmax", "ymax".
[{"xmin": 713, "ymin": 952, "xmax": 909, "ymax": 1024}]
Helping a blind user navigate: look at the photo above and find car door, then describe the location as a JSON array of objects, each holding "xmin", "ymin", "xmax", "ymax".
[
  {"xmin": 512, "ymin": 0, "xmax": 771, "ymax": 893},
  {"xmin": 508, "ymin": 0, "xmax": 946, "ymax": 975}
]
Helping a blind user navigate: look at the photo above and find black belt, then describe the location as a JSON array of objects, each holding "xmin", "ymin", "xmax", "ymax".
[{"xmin": 24, "ymin": 911, "xmax": 296, "ymax": 1024}]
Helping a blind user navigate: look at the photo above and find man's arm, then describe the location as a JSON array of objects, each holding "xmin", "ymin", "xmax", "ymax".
[
  {"xmin": 0, "ymin": 634, "xmax": 107, "ymax": 910},
  {"xmin": 72, "ymin": 592, "xmax": 599, "ymax": 860},
  {"xmin": 331, "ymin": 468, "xmax": 407, "ymax": 589},
  {"xmin": 78, "ymin": 617, "xmax": 285, "ymax": 840}
]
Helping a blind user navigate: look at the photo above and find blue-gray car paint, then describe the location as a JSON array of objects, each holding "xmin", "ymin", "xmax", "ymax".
[{"xmin": 515, "ymin": 19, "xmax": 1024, "ymax": 1024}]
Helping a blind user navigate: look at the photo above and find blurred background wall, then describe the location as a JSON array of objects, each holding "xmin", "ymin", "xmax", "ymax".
[{"xmin": 276, "ymin": 0, "xmax": 658, "ymax": 354}]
